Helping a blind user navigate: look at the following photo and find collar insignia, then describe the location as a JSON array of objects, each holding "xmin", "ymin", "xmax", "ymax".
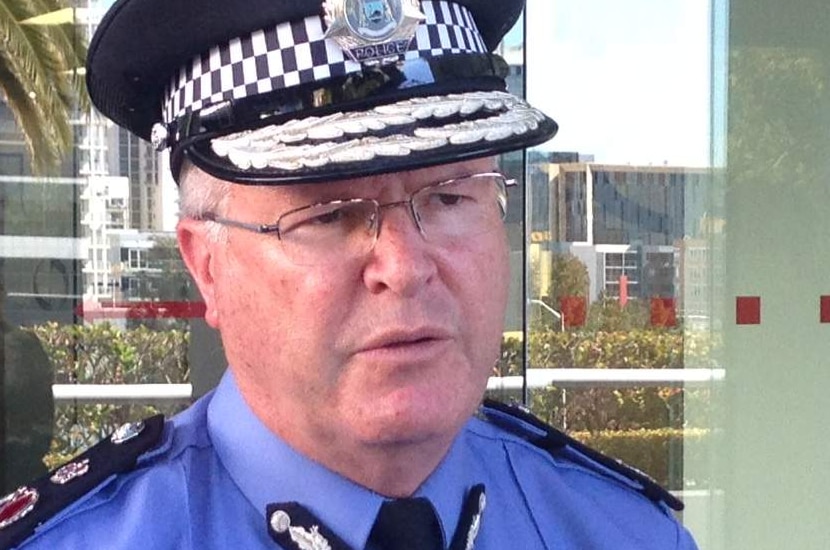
[
  {"xmin": 323, "ymin": 0, "xmax": 425, "ymax": 64},
  {"xmin": 465, "ymin": 490, "xmax": 486, "ymax": 550},
  {"xmin": 270, "ymin": 509, "xmax": 333, "ymax": 550}
]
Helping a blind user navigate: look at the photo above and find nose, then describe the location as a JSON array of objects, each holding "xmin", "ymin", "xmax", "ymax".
[
  {"xmin": 362, "ymin": 201, "xmax": 436, "ymax": 296},
  {"xmin": 377, "ymin": 199, "xmax": 424, "ymax": 236}
]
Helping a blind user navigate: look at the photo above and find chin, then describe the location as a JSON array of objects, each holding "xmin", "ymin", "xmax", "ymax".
[
  {"xmin": 358, "ymin": 418, "xmax": 454, "ymax": 450},
  {"xmin": 353, "ymin": 388, "xmax": 475, "ymax": 448}
]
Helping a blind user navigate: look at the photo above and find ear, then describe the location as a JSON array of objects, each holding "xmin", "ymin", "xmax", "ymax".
[{"xmin": 177, "ymin": 219, "xmax": 221, "ymax": 329}]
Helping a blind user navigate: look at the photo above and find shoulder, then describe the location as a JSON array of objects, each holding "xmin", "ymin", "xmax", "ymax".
[
  {"xmin": 472, "ymin": 399, "xmax": 684, "ymax": 513},
  {"xmin": 467, "ymin": 400, "xmax": 698, "ymax": 548},
  {"xmin": 0, "ymin": 396, "xmax": 214, "ymax": 550}
]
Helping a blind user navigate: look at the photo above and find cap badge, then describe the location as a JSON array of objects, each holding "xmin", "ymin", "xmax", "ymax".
[
  {"xmin": 0, "ymin": 487, "xmax": 39, "ymax": 529},
  {"xmin": 50, "ymin": 458, "xmax": 91, "ymax": 485},
  {"xmin": 323, "ymin": 0, "xmax": 425, "ymax": 64}
]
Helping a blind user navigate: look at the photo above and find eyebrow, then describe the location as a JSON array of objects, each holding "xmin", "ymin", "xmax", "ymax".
[{"xmin": 275, "ymin": 163, "xmax": 500, "ymax": 207}]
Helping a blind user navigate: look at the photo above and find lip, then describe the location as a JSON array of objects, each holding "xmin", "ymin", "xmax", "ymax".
[{"xmin": 355, "ymin": 327, "xmax": 454, "ymax": 356}]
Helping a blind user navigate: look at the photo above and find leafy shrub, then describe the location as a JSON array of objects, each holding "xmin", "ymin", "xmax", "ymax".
[
  {"xmin": 32, "ymin": 322, "xmax": 190, "ymax": 385},
  {"xmin": 27, "ymin": 322, "xmax": 190, "ymax": 468},
  {"xmin": 494, "ymin": 327, "xmax": 717, "ymax": 488},
  {"xmin": 27, "ymin": 322, "xmax": 714, "ymax": 489},
  {"xmin": 571, "ymin": 428, "xmax": 710, "ymax": 489}
]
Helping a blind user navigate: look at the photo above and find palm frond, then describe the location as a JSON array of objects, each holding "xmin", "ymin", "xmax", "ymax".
[
  {"xmin": 0, "ymin": 60, "xmax": 63, "ymax": 174},
  {"xmin": 0, "ymin": 0, "xmax": 87, "ymax": 175}
]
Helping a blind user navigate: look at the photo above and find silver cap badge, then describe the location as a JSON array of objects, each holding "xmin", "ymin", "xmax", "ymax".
[{"xmin": 323, "ymin": 0, "xmax": 425, "ymax": 64}]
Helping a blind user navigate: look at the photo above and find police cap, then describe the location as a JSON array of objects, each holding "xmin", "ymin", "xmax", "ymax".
[{"xmin": 86, "ymin": 0, "xmax": 557, "ymax": 184}]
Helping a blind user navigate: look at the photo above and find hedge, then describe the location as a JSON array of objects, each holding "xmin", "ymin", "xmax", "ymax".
[
  {"xmin": 571, "ymin": 428, "xmax": 710, "ymax": 490},
  {"xmin": 15, "ymin": 323, "xmax": 714, "ymax": 488},
  {"xmin": 29, "ymin": 322, "xmax": 190, "ymax": 469}
]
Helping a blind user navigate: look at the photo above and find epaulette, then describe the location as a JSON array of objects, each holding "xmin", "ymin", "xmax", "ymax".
[
  {"xmin": 0, "ymin": 415, "xmax": 165, "ymax": 550},
  {"xmin": 480, "ymin": 399, "xmax": 684, "ymax": 512}
]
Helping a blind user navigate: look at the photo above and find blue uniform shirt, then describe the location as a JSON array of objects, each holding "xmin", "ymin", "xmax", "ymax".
[{"xmin": 10, "ymin": 370, "xmax": 698, "ymax": 549}]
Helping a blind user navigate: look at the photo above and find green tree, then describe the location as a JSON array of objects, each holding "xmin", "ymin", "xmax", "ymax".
[
  {"xmin": 585, "ymin": 294, "xmax": 651, "ymax": 331},
  {"xmin": 0, "ymin": 1, "xmax": 87, "ymax": 175},
  {"xmin": 530, "ymin": 253, "xmax": 589, "ymax": 332},
  {"xmin": 547, "ymin": 253, "xmax": 589, "ymax": 306}
]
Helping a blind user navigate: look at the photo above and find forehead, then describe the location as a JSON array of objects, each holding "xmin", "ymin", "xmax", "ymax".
[{"xmin": 226, "ymin": 157, "xmax": 499, "ymax": 207}]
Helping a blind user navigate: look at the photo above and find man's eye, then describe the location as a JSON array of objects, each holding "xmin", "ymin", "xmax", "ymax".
[
  {"xmin": 432, "ymin": 193, "xmax": 465, "ymax": 207},
  {"xmin": 308, "ymin": 208, "xmax": 345, "ymax": 225},
  {"xmin": 302, "ymin": 204, "xmax": 369, "ymax": 230}
]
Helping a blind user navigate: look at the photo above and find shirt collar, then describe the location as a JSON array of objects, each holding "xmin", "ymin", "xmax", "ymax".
[
  {"xmin": 413, "ymin": 426, "xmax": 478, "ymax": 543},
  {"xmin": 207, "ymin": 369, "xmax": 479, "ymax": 548}
]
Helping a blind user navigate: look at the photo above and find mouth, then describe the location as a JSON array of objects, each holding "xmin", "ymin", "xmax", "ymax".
[{"xmin": 356, "ymin": 328, "xmax": 453, "ymax": 356}]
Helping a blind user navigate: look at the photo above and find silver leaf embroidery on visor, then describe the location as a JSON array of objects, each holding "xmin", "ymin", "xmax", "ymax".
[{"xmin": 210, "ymin": 91, "xmax": 546, "ymax": 171}]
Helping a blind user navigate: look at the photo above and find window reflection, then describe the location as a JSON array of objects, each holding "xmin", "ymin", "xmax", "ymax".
[{"xmin": 493, "ymin": 1, "xmax": 718, "ymax": 520}]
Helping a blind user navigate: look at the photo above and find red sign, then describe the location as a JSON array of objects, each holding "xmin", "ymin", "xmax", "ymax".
[
  {"xmin": 736, "ymin": 296, "xmax": 761, "ymax": 325},
  {"xmin": 650, "ymin": 297, "xmax": 677, "ymax": 327},
  {"xmin": 75, "ymin": 301, "xmax": 207, "ymax": 320},
  {"xmin": 560, "ymin": 296, "xmax": 587, "ymax": 328},
  {"xmin": 619, "ymin": 275, "xmax": 629, "ymax": 307}
]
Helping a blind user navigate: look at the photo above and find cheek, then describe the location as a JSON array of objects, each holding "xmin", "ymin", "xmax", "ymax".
[
  {"xmin": 217, "ymin": 247, "xmax": 354, "ymax": 359},
  {"xmin": 478, "ymin": 246, "xmax": 511, "ymax": 349},
  {"xmin": 212, "ymin": 247, "xmax": 294, "ymax": 354},
  {"xmin": 442, "ymin": 234, "xmax": 510, "ymax": 351},
  {"xmin": 458, "ymin": 232, "xmax": 509, "ymax": 307}
]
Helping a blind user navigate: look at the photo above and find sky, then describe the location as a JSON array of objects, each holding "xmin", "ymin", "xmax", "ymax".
[
  {"xmin": 95, "ymin": 0, "xmax": 712, "ymax": 168},
  {"xmin": 515, "ymin": 0, "xmax": 713, "ymax": 167}
]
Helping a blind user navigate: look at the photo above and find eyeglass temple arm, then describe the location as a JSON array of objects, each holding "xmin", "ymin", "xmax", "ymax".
[{"xmin": 201, "ymin": 213, "xmax": 279, "ymax": 234}]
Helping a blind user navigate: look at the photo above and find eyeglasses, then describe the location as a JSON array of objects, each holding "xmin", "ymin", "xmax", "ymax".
[{"xmin": 201, "ymin": 172, "xmax": 515, "ymax": 266}]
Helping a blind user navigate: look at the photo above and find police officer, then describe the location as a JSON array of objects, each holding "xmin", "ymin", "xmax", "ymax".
[{"xmin": 0, "ymin": 0, "xmax": 699, "ymax": 548}]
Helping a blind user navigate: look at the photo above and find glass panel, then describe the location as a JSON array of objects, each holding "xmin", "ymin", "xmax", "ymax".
[
  {"xmin": 710, "ymin": 0, "xmax": 830, "ymax": 547},
  {"xmin": 490, "ymin": 1, "xmax": 720, "ymax": 545},
  {"xmin": 1, "ymin": 174, "xmax": 85, "ymax": 491},
  {"xmin": 0, "ymin": 10, "xmax": 204, "ymax": 493}
]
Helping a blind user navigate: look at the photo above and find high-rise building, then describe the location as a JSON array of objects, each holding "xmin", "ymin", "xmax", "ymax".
[
  {"xmin": 528, "ymin": 162, "xmax": 720, "ymax": 322},
  {"xmin": 0, "ymin": 0, "xmax": 168, "ymax": 319}
]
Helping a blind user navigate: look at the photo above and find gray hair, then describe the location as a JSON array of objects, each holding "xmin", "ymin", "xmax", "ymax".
[{"xmin": 177, "ymin": 161, "xmax": 231, "ymax": 242}]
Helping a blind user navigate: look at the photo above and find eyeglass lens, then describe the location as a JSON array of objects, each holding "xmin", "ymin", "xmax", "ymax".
[{"xmin": 277, "ymin": 173, "xmax": 508, "ymax": 266}]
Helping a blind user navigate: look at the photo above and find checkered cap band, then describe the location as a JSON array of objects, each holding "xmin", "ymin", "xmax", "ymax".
[{"xmin": 162, "ymin": 1, "xmax": 487, "ymax": 124}]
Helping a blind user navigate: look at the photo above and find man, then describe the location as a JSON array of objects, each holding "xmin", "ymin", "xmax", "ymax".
[{"xmin": 0, "ymin": 0, "xmax": 698, "ymax": 548}]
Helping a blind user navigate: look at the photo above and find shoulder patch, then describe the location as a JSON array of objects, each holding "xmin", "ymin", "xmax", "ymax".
[
  {"xmin": 479, "ymin": 399, "xmax": 684, "ymax": 512},
  {"xmin": 0, "ymin": 415, "xmax": 165, "ymax": 549}
]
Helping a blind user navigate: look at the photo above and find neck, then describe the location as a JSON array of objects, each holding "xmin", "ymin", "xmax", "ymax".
[
  {"xmin": 321, "ymin": 437, "xmax": 455, "ymax": 497},
  {"xmin": 253, "ymin": 404, "xmax": 456, "ymax": 497},
  {"xmin": 233, "ymin": 370, "xmax": 467, "ymax": 497},
  {"xmin": 275, "ymin": 417, "xmax": 456, "ymax": 497}
]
